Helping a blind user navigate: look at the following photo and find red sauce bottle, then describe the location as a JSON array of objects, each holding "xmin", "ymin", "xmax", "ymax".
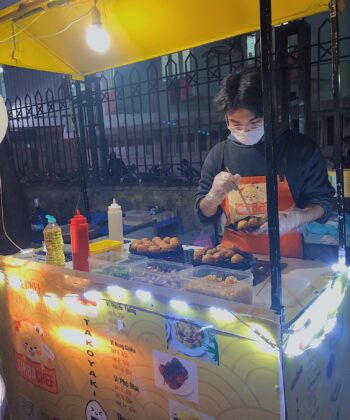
[{"xmin": 70, "ymin": 210, "xmax": 89, "ymax": 272}]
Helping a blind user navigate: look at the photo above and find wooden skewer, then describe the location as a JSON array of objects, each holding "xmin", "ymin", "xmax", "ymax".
[{"xmin": 225, "ymin": 167, "xmax": 251, "ymax": 216}]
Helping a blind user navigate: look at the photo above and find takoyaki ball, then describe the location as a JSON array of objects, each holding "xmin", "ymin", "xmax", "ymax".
[
  {"xmin": 137, "ymin": 245, "xmax": 149, "ymax": 253},
  {"xmin": 170, "ymin": 238, "xmax": 180, "ymax": 248},
  {"xmin": 206, "ymin": 249, "xmax": 216, "ymax": 255},
  {"xmin": 231, "ymin": 254, "xmax": 244, "ymax": 264},
  {"xmin": 163, "ymin": 244, "xmax": 173, "ymax": 252},
  {"xmin": 225, "ymin": 249, "xmax": 235, "ymax": 258},
  {"xmin": 194, "ymin": 248, "xmax": 205, "ymax": 261},
  {"xmin": 152, "ymin": 236, "xmax": 162, "ymax": 243},
  {"xmin": 147, "ymin": 245, "xmax": 158, "ymax": 253},
  {"xmin": 224, "ymin": 276, "xmax": 238, "ymax": 285},
  {"xmin": 237, "ymin": 220, "xmax": 249, "ymax": 231},
  {"xmin": 219, "ymin": 249, "xmax": 228, "ymax": 258},
  {"xmin": 163, "ymin": 237, "xmax": 172, "ymax": 244},
  {"xmin": 216, "ymin": 244, "xmax": 223, "ymax": 251},
  {"xmin": 213, "ymin": 252, "xmax": 222, "ymax": 261},
  {"xmin": 248, "ymin": 217, "xmax": 260, "ymax": 228},
  {"xmin": 202, "ymin": 254, "xmax": 215, "ymax": 264}
]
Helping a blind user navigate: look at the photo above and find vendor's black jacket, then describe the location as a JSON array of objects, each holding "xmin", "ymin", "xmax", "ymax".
[{"xmin": 195, "ymin": 127, "xmax": 335, "ymax": 224}]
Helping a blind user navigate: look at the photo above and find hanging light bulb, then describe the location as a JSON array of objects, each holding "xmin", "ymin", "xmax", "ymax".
[
  {"xmin": 86, "ymin": 2, "xmax": 110, "ymax": 53},
  {"xmin": 0, "ymin": 96, "xmax": 8, "ymax": 145}
]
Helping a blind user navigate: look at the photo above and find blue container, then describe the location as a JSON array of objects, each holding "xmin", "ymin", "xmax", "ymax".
[{"xmin": 30, "ymin": 198, "xmax": 47, "ymax": 245}]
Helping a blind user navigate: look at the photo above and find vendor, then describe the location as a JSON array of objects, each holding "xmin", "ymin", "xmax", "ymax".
[{"xmin": 195, "ymin": 69, "xmax": 335, "ymax": 258}]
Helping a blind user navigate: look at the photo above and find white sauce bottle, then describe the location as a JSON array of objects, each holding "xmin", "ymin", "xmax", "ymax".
[{"xmin": 108, "ymin": 198, "xmax": 123, "ymax": 242}]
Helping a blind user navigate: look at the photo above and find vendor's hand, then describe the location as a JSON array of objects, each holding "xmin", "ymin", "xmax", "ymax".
[
  {"xmin": 257, "ymin": 208, "xmax": 306, "ymax": 236},
  {"xmin": 206, "ymin": 172, "xmax": 241, "ymax": 205}
]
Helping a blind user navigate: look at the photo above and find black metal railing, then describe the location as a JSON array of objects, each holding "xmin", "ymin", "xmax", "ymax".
[{"xmin": 4, "ymin": 21, "xmax": 350, "ymax": 185}]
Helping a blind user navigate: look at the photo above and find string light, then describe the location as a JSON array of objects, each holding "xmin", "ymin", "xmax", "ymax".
[
  {"xmin": 284, "ymin": 278, "xmax": 345, "ymax": 356},
  {"xmin": 209, "ymin": 306, "xmax": 235, "ymax": 323},
  {"xmin": 25, "ymin": 288, "xmax": 39, "ymax": 303},
  {"xmin": 331, "ymin": 262, "xmax": 347, "ymax": 273},
  {"xmin": 332, "ymin": 249, "xmax": 347, "ymax": 273},
  {"xmin": 8, "ymin": 274, "xmax": 21, "ymax": 290},
  {"xmin": 136, "ymin": 290, "xmax": 151, "ymax": 302},
  {"xmin": 170, "ymin": 299, "xmax": 189, "ymax": 312},
  {"xmin": 107, "ymin": 285, "xmax": 127, "ymax": 300},
  {"xmin": 43, "ymin": 293, "xmax": 60, "ymax": 310},
  {"xmin": 84, "ymin": 290, "xmax": 102, "ymax": 304}
]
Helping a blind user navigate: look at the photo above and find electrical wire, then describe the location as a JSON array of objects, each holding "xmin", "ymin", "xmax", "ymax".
[
  {"xmin": 0, "ymin": 11, "xmax": 46, "ymax": 44},
  {"xmin": 0, "ymin": 5, "xmax": 93, "ymax": 44},
  {"xmin": 0, "ymin": 175, "xmax": 23, "ymax": 252},
  {"xmin": 33, "ymin": 6, "xmax": 93, "ymax": 40}
]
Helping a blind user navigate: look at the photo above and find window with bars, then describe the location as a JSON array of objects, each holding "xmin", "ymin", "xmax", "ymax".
[{"xmin": 246, "ymin": 34, "xmax": 256, "ymax": 59}]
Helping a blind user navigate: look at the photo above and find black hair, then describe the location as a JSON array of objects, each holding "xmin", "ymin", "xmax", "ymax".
[{"xmin": 214, "ymin": 68, "xmax": 263, "ymax": 118}]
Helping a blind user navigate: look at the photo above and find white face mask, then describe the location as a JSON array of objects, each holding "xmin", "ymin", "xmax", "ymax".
[{"xmin": 229, "ymin": 125, "xmax": 265, "ymax": 146}]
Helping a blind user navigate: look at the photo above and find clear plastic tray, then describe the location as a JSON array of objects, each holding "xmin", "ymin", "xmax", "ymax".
[
  {"xmin": 130, "ymin": 259, "xmax": 191, "ymax": 289},
  {"xmin": 179, "ymin": 265, "xmax": 253, "ymax": 304},
  {"xmin": 89, "ymin": 252, "xmax": 148, "ymax": 279}
]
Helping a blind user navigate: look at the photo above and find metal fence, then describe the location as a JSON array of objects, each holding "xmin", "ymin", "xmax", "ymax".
[{"xmin": 5, "ymin": 18, "xmax": 350, "ymax": 185}]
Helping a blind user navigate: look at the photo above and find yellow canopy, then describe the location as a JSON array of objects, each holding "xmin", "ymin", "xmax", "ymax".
[{"xmin": 0, "ymin": 0, "xmax": 334, "ymax": 78}]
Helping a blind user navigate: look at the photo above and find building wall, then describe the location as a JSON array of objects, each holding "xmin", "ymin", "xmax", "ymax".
[
  {"xmin": 307, "ymin": 2, "xmax": 350, "ymax": 101},
  {"xmin": 3, "ymin": 66, "xmax": 64, "ymax": 102},
  {"xmin": 22, "ymin": 184, "xmax": 203, "ymax": 233}
]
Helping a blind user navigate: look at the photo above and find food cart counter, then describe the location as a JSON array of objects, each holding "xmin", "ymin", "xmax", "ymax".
[{"xmin": 0, "ymin": 248, "xmax": 348, "ymax": 420}]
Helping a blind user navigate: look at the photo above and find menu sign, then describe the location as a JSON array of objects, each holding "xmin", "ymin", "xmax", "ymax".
[{"xmin": 0, "ymin": 259, "xmax": 280, "ymax": 420}]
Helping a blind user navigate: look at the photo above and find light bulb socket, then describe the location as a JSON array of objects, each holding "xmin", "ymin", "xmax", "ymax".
[{"xmin": 91, "ymin": 6, "xmax": 102, "ymax": 25}]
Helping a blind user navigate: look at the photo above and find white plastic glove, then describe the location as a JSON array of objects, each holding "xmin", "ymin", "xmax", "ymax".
[
  {"xmin": 258, "ymin": 208, "xmax": 306, "ymax": 236},
  {"xmin": 206, "ymin": 172, "xmax": 241, "ymax": 206}
]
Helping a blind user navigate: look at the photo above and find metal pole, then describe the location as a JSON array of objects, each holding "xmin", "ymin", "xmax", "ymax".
[
  {"xmin": 85, "ymin": 76, "xmax": 100, "ymax": 181},
  {"xmin": 93, "ymin": 76, "xmax": 109, "ymax": 179},
  {"xmin": 68, "ymin": 77, "xmax": 91, "ymax": 222},
  {"xmin": 75, "ymin": 81, "xmax": 89, "ymax": 179},
  {"xmin": 330, "ymin": 0, "xmax": 346, "ymax": 263},
  {"xmin": 298, "ymin": 22, "xmax": 312, "ymax": 137},
  {"xmin": 259, "ymin": 0, "xmax": 283, "ymax": 314}
]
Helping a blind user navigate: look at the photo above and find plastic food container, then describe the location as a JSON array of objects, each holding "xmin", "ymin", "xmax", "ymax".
[
  {"xmin": 179, "ymin": 265, "xmax": 253, "ymax": 304},
  {"xmin": 130, "ymin": 259, "xmax": 191, "ymax": 288},
  {"xmin": 89, "ymin": 240, "xmax": 123, "ymax": 255},
  {"xmin": 89, "ymin": 252, "xmax": 148, "ymax": 279}
]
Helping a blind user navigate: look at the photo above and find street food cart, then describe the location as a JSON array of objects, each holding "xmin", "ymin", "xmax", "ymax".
[{"xmin": 0, "ymin": 0, "xmax": 349, "ymax": 419}]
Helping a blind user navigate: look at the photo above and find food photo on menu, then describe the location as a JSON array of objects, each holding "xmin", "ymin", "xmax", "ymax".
[
  {"xmin": 165, "ymin": 319, "xmax": 219, "ymax": 365},
  {"xmin": 153, "ymin": 350, "xmax": 199, "ymax": 404}
]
